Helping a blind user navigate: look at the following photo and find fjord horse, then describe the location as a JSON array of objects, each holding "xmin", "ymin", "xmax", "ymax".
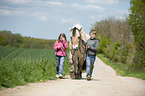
[{"xmin": 69, "ymin": 24, "xmax": 89, "ymax": 79}]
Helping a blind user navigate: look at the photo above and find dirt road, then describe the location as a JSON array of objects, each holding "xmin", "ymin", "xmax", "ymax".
[{"xmin": 0, "ymin": 57, "xmax": 145, "ymax": 96}]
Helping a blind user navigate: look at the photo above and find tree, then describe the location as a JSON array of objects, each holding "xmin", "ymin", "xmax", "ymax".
[
  {"xmin": 13, "ymin": 33, "xmax": 24, "ymax": 47},
  {"xmin": 129, "ymin": 0, "xmax": 145, "ymax": 69},
  {"xmin": 0, "ymin": 30, "xmax": 14, "ymax": 46},
  {"xmin": 0, "ymin": 34, "xmax": 8, "ymax": 46}
]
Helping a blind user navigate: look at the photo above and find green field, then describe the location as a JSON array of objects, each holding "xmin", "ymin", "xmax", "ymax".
[{"xmin": 0, "ymin": 46, "xmax": 70, "ymax": 90}]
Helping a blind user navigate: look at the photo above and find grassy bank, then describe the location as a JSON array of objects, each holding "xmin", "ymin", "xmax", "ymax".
[{"xmin": 97, "ymin": 54, "xmax": 145, "ymax": 80}]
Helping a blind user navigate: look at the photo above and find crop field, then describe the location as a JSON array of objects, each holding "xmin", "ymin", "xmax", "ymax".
[{"xmin": 0, "ymin": 46, "xmax": 70, "ymax": 89}]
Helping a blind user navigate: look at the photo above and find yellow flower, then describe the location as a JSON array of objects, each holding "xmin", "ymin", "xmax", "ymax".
[{"xmin": 40, "ymin": 80, "xmax": 42, "ymax": 82}]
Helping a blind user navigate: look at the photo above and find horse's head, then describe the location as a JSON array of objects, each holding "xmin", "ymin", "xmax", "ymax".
[{"xmin": 69, "ymin": 24, "xmax": 82, "ymax": 49}]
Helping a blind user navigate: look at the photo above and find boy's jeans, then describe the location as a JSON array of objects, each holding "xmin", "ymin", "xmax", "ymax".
[
  {"xmin": 86, "ymin": 54, "xmax": 96, "ymax": 77},
  {"xmin": 56, "ymin": 55, "xmax": 65, "ymax": 75}
]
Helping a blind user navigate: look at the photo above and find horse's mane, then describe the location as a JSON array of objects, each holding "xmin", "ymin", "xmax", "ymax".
[
  {"xmin": 73, "ymin": 27, "xmax": 77, "ymax": 37},
  {"xmin": 72, "ymin": 24, "xmax": 82, "ymax": 30},
  {"xmin": 80, "ymin": 30, "xmax": 90, "ymax": 42}
]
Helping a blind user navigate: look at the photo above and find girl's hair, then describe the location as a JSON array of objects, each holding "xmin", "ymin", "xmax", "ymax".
[{"xmin": 58, "ymin": 33, "xmax": 67, "ymax": 42}]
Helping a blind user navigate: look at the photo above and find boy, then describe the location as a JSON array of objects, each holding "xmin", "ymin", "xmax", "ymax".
[{"xmin": 82, "ymin": 30, "xmax": 100, "ymax": 80}]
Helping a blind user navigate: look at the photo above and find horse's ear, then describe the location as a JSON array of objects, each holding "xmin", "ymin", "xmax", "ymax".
[
  {"xmin": 79, "ymin": 27, "xmax": 82, "ymax": 31},
  {"xmin": 69, "ymin": 27, "xmax": 71, "ymax": 31}
]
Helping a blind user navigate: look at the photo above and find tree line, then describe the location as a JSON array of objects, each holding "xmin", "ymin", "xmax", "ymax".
[
  {"xmin": 0, "ymin": 30, "xmax": 56, "ymax": 49},
  {"xmin": 93, "ymin": 0, "xmax": 144, "ymax": 70}
]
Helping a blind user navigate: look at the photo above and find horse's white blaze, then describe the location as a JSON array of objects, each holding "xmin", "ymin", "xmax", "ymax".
[{"xmin": 72, "ymin": 44, "xmax": 78, "ymax": 49}]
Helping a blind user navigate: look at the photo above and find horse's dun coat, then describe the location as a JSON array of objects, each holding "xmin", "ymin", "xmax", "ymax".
[{"xmin": 69, "ymin": 24, "xmax": 90, "ymax": 78}]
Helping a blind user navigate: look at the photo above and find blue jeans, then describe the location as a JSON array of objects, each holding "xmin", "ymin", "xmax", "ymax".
[
  {"xmin": 86, "ymin": 54, "xmax": 96, "ymax": 77},
  {"xmin": 56, "ymin": 55, "xmax": 65, "ymax": 75}
]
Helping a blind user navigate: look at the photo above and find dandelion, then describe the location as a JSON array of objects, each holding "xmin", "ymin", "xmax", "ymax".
[{"xmin": 40, "ymin": 80, "xmax": 42, "ymax": 82}]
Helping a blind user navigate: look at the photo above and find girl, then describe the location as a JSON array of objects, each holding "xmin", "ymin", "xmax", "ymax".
[{"xmin": 53, "ymin": 33, "xmax": 68, "ymax": 78}]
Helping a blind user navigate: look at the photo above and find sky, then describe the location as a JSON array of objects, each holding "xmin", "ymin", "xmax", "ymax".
[{"xmin": 0, "ymin": 0, "xmax": 130, "ymax": 41}]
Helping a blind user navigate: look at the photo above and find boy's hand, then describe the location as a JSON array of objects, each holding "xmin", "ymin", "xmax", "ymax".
[{"xmin": 86, "ymin": 45, "xmax": 90, "ymax": 49}]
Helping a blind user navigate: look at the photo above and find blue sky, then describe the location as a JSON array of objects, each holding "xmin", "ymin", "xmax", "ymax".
[{"xmin": 0, "ymin": 0, "xmax": 130, "ymax": 41}]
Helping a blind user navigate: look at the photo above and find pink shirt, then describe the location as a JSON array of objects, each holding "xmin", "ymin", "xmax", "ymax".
[{"xmin": 53, "ymin": 40, "xmax": 68, "ymax": 56}]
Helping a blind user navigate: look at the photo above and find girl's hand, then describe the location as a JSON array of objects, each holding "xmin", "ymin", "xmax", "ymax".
[
  {"xmin": 60, "ymin": 37, "xmax": 65, "ymax": 41},
  {"xmin": 58, "ymin": 46, "xmax": 61, "ymax": 49},
  {"xmin": 62, "ymin": 37, "xmax": 65, "ymax": 41}
]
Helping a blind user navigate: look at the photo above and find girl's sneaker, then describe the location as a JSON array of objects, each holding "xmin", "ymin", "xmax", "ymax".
[
  {"xmin": 59, "ymin": 74, "xmax": 63, "ymax": 79},
  {"xmin": 56, "ymin": 74, "xmax": 59, "ymax": 78}
]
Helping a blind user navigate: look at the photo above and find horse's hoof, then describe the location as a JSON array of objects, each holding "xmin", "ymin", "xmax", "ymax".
[{"xmin": 70, "ymin": 71, "xmax": 75, "ymax": 79}]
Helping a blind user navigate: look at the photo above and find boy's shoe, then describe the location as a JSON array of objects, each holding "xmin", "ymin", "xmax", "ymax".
[
  {"xmin": 87, "ymin": 75, "xmax": 91, "ymax": 81},
  {"xmin": 56, "ymin": 74, "xmax": 59, "ymax": 78},
  {"xmin": 59, "ymin": 74, "xmax": 63, "ymax": 79}
]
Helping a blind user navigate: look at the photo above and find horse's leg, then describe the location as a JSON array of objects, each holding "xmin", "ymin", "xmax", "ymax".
[
  {"xmin": 78, "ymin": 55, "xmax": 85, "ymax": 78},
  {"xmin": 70, "ymin": 52, "xmax": 76, "ymax": 79},
  {"xmin": 75, "ymin": 57, "xmax": 80, "ymax": 78},
  {"xmin": 70, "ymin": 63, "xmax": 75, "ymax": 79},
  {"xmin": 72, "ymin": 53, "xmax": 79, "ymax": 79}
]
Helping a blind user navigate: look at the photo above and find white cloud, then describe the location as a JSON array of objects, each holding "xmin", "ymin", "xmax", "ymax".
[
  {"xmin": 84, "ymin": 0, "xmax": 119, "ymax": 5},
  {"xmin": 31, "ymin": 12, "xmax": 77, "ymax": 23},
  {"xmin": 39, "ymin": 16, "xmax": 48, "ymax": 21},
  {"xmin": 31, "ymin": 12, "xmax": 48, "ymax": 21},
  {"xmin": 0, "ymin": 9, "xmax": 24, "ymax": 16},
  {"xmin": 60, "ymin": 18, "xmax": 77, "ymax": 23},
  {"xmin": 89, "ymin": 15, "xmax": 127, "ymax": 21},
  {"xmin": 7, "ymin": 0, "xmax": 31, "ymax": 4},
  {"xmin": 72, "ymin": 3, "xmax": 104, "ymax": 12},
  {"xmin": 45, "ymin": 1, "xmax": 65, "ymax": 7},
  {"xmin": 89, "ymin": 15, "xmax": 104, "ymax": 20},
  {"xmin": 115, "ymin": 16, "xmax": 126, "ymax": 21},
  {"xmin": 119, "ymin": 10, "xmax": 129, "ymax": 15}
]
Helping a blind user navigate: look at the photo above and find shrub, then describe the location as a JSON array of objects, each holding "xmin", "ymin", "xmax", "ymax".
[{"xmin": 97, "ymin": 35, "xmax": 111, "ymax": 54}]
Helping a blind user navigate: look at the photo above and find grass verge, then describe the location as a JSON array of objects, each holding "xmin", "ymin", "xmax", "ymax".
[{"xmin": 97, "ymin": 54, "xmax": 145, "ymax": 80}]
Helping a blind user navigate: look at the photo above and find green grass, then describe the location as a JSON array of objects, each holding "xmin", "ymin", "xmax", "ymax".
[
  {"xmin": 97, "ymin": 54, "xmax": 145, "ymax": 80},
  {"xmin": 0, "ymin": 46, "xmax": 17, "ymax": 60},
  {"xmin": 5, "ymin": 48, "xmax": 25, "ymax": 60},
  {"xmin": 0, "ymin": 46, "xmax": 70, "ymax": 90}
]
